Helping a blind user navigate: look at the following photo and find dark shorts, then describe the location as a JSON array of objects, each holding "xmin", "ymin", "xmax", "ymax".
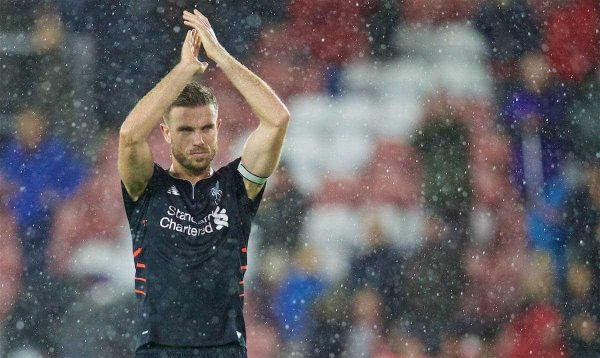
[{"xmin": 135, "ymin": 343, "xmax": 247, "ymax": 358}]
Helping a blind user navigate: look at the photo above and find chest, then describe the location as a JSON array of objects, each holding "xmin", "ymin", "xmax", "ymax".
[{"xmin": 144, "ymin": 178, "xmax": 241, "ymax": 244}]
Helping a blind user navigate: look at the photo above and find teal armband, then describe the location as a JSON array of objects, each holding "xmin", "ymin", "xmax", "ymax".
[{"xmin": 237, "ymin": 163, "xmax": 268, "ymax": 185}]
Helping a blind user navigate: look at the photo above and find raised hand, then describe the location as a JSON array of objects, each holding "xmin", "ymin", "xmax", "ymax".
[
  {"xmin": 183, "ymin": 9, "xmax": 224, "ymax": 62},
  {"xmin": 180, "ymin": 29, "xmax": 208, "ymax": 74}
]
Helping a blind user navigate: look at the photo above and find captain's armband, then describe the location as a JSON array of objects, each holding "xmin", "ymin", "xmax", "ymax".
[{"xmin": 237, "ymin": 163, "xmax": 268, "ymax": 185}]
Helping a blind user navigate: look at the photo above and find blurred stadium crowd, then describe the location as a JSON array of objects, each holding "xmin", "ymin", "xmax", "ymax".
[{"xmin": 0, "ymin": 0, "xmax": 600, "ymax": 357}]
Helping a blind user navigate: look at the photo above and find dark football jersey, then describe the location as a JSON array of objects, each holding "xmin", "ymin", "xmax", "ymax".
[{"xmin": 122, "ymin": 157, "xmax": 264, "ymax": 349}]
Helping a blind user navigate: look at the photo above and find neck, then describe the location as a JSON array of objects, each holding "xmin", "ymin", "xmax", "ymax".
[{"xmin": 169, "ymin": 162, "xmax": 213, "ymax": 185}]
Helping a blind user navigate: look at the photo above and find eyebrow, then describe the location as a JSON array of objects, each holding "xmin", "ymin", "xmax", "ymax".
[{"xmin": 176, "ymin": 123, "xmax": 215, "ymax": 131}]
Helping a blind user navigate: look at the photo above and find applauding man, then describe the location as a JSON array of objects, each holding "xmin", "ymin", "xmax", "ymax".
[{"xmin": 118, "ymin": 7, "xmax": 290, "ymax": 358}]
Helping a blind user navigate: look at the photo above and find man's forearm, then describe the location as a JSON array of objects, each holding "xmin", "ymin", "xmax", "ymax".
[
  {"xmin": 216, "ymin": 51, "xmax": 290, "ymax": 127},
  {"xmin": 120, "ymin": 64, "xmax": 198, "ymax": 142}
]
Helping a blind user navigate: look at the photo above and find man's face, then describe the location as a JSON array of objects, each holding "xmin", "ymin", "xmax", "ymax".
[{"xmin": 161, "ymin": 105, "xmax": 220, "ymax": 175}]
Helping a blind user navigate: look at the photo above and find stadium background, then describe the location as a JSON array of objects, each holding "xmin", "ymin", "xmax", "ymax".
[{"xmin": 0, "ymin": 0, "xmax": 599, "ymax": 356}]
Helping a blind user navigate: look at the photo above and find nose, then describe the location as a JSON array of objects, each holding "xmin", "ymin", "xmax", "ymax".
[{"xmin": 192, "ymin": 131, "xmax": 206, "ymax": 146}]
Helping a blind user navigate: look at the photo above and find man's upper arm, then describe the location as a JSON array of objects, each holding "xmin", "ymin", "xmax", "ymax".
[
  {"xmin": 118, "ymin": 133, "xmax": 154, "ymax": 202},
  {"xmin": 240, "ymin": 121, "xmax": 288, "ymax": 199}
]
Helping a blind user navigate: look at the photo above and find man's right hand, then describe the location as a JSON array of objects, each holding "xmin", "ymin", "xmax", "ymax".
[{"xmin": 180, "ymin": 29, "xmax": 208, "ymax": 75}]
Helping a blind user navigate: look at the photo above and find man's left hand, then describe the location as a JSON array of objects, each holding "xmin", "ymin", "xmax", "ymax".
[{"xmin": 183, "ymin": 9, "xmax": 225, "ymax": 62}]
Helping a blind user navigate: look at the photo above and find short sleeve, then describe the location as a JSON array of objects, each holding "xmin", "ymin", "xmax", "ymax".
[
  {"xmin": 121, "ymin": 163, "xmax": 163, "ymax": 218},
  {"xmin": 222, "ymin": 157, "xmax": 266, "ymax": 221}
]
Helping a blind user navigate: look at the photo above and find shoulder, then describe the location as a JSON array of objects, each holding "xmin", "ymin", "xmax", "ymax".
[
  {"xmin": 216, "ymin": 157, "xmax": 243, "ymax": 175},
  {"xmin": 214, "ymin": 157, "xmax": 245, "ymax": 186},
  {"xmin": 148, "ymin": 163, "xmax": 171, "ymax": 187},
  {"xmin": 216, "ymin": 157, "xmax": 266, "ymax": 205},
  {"xmin": 122, "ymin": 163, "xmax": 169, "ymax": 202}
]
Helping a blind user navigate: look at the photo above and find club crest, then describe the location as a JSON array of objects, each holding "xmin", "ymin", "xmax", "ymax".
[{"xmin": 210, "ymin": 181, "xmax": 222, "ymax": 205}]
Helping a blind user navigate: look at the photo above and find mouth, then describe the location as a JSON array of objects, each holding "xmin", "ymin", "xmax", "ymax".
[{"xmin": 190, "ymin": 151, "xmax": 209, "ymax": 158}]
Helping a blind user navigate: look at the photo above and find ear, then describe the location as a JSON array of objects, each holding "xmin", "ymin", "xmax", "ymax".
[
  {"xmin": 216, "ymin": 117, "xmax": 222, "ymax": 130},
  {"xmin": 159, "ymin": 122, "xmax": 172, "ymax": 144}
]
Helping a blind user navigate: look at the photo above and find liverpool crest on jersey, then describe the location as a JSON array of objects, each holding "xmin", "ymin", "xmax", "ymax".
[{"xmin": 210, "ymin": 181, "xmax": 223, "ymax": 205}]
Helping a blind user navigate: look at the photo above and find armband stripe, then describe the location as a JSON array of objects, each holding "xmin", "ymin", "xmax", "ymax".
[{"xmin": 237, "ymin": 163, "xmax": 268, "ymax": 185}]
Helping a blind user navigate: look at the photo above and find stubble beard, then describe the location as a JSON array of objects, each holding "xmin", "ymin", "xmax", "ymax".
[{"xmin": 172, "ymin": 143, "xmax": 218, "ymax": 176}]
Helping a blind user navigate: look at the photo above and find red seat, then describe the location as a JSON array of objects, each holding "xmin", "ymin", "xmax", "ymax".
[
  {"xmin": 287, "ymin": 0, "xmax": 370, "ymax": 64},
  {"xmin": 254, "ymin": 26, "xmax": 324, "ymax": 98},
  {"xmin": 311, "ymin": 176, "xmax": 360, "ymax": 206},
  {"xmin": 402, "ymin": 0, "xmax": 481, "ymax": 24},
  {"xmin": 361, "ymin": 141, "xmax": 422, "ymax": 206},
  {"xmin": 453, "ymin": 97, "xmax": 494, "ymax": 131},
  {"xmin": 470, "ymin": 132, "xmax": 511, "ymax": 169},
  {"xmin": 543, "ymin": 0, "xmax": 600, "ymax": 82}
]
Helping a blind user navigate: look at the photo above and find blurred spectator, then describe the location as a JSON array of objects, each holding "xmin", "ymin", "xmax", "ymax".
[
  {"xmin": 0, "ymin": 1, "xmax": 34, "ymax": 32},
  {"xmin": 567, "ymin": 69, "xmax": 600, "ymax": 162},
  {"xmin": 376, "ymin": 327, "xmax": 430, "ymax": 358},
  {"xmin": 501, "ymin": 52, "xmax": 571, "ymax": 272},
  {"xmin": 474, "ymin": 0, "xmax": 540, "ymax": 63},
  {"xmin": 460, "ymin": 181, "xmax": 528, "ymax": 341},
  {"xmin": 401, "ymin": 213, "xmax": 465, "ymax": 352},
  {"xmin": 412, "ymin": 93, "xmax": 471, "ymax": 224},
  {"xmin": 93, "ymin": 1, "xmax": 166, "ymax": 127},
  {"xmin": 345, "ymin": 289, "xmax": 387, "ymax": 357},
  {"xmin": 56, "ymin": 291, "xmax": 136, "ymax": 357},
  {"xmin": 562, "ymin": 263, "xmax": 600, "ymax": 356},
  {"xmin": 2, "ymin": 278, "xmax": 79, "ymax": 357},
  {"xmin": 247, "ymin": 249, "xmax": 288, "ymax": 329},
  {"xmin": 363, "ymin": 0, "xmax": 401, "ymax": 59},
  {"xmin": 273, "ymin": 246, "xmax": 326, "ymax": 354},
  {"xmin": 1, "ymin": 4, "xmax": 77, "ymax": 122},
  {"xmin": 48, "ymin": 133, "xmax": 127, "ymax": 277},
  {"xmin": 29, "ymin": 5, "xmax": 78, "ymax": 129},
  {"xmin": 543, "ymin": 0, "xmax": 600, "ymax": 83},
  {"xmin": 306, "ymin": 286, "xmax": 351, "ymax": 357},
  {"xmin": 256, "ymin": 162, "xmax": 308, "ymax": 251},
  {"xmin": 563, "ymin": 160, "xmax": 600, "ymax": 289},
  {"xmin": 0, "ymin": 108, "xmax": 87, "ymax": 281},
  {"xmin": 252, "ymin": 0, "xmax": 287, "ymax": 26},
  {"xmin": 495, "ymin": 252, "xmax": 568, "ymax": 357},
  {"xmin": 502, "ymin": 51, "xmax": 571, "ymax": 197},
  {"xmin": 0, "ymin": 108, "xmax": 86, "ymax": 356},
  {"xmin": 57, "ymin": 0, "xmax": 93, "ymax": 32},
  {"xmin": 436, "ymin": 332, "xmax": 462, "ymax": 358},
  {"xmin": 347, "ymin": 211, "xmax": 404, "ymax": 325},
  {"xmin": 474, "ymin": 0, "xmax": 540, "ymax": 100}
]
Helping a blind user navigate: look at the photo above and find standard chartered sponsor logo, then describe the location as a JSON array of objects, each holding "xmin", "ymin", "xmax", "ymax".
[
  {"xmin": 159, "ymin": 205, "xmax": 229, "ymax": 237},
  {"xmin": 212, "ymin": 207, "xmax": 228, "ymax": 230}
]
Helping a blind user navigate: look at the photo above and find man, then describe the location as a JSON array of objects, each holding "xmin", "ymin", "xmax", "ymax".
[{"xmin": 118, "ymin": 8, "xmax": 290, "ymax": 357}]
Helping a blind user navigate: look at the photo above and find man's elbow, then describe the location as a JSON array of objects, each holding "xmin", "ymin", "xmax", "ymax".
[
  {"xmin": 119, "ymin": 122, "xmax": 142, "ymax": 146},
  {"xmin": 273, "ymin": 109, "xmax": 290, "ymax": 128}
]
